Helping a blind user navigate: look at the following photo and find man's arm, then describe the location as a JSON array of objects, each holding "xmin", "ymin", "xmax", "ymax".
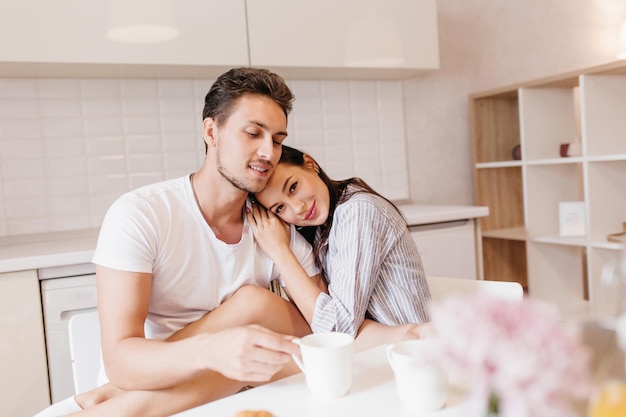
[{"xmin": 96, "ymin": 266, "xmax": 300, "ymax": 391}]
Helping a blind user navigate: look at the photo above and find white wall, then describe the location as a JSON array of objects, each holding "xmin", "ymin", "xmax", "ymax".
[{"xmin": 405, "ymin": 0, "xmax": 626, "ymax": 205}]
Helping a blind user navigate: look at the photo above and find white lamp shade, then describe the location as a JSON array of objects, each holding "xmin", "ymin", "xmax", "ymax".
[
  {"xmin": 107, "ymin": 0, "xmax": 179, "ymax": 43},
  {"xmin": 619, "ymin": 21, "xmax": 626, "ymax": 60}
]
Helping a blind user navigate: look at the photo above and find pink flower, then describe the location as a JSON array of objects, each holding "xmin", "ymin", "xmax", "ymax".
[{"xmin": 430, "ymin": 296, "xmax": 592, "ymax": 417}]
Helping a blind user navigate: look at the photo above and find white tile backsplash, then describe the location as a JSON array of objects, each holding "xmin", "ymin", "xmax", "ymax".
[
  {"xmin": 84, "ymin": 117, "xmax": 123, "ymax": 136},
  {"xmin": 3, "ymin": 158, "xmax": 46, "ymax": 179},
  {"xmin": 44, "ymin": 137, "xmax": 85, "ymax": 158},
  {"xmin": 38, "ymin": 79, "xmax": 81, "ymax": 98},
  {"xmin": 121, "ymin": 79, "xmax": 158, "ymax": 97},
  {"xmin": 0, "ymin": 118, "xmax": 42, "ymax": 138},
  {"xmin": 0, "ymin": 79, "xmax": 38, "ymax": 98},
  {"xmin": 80, "ymin": 79, "xmax": 120, "ymax": 98},
  {"xmin": 46, "ymin": 157, "xmax": 88, "ymax": 178},
  {"xmin": 158, "ymin": 79, "xmax": 195, "ymax": 97},
  {"xmin": 122, "ymin": 97, "xmax": 159, "ymax": 116},
  {"xmin": 82, "ymin": 98, "xmax": 122, "ymax": 117},
  {"xmin": 0, "ymin": 98, "xmax": 40, "ymax": 118},
  {"xmin": 39, "ymin": 98, "xmax": 82, "ymax": 118},
  {"xmin": 0, "ymin": 77, "xmax": 409, "ymax": 237},
  {"xmin": 41, "ymin": 117, "xmax": 84, "ymax": 137},
  {"xmin": 123, "ymin": 116, "xmax": 161, "ymax": 135}
]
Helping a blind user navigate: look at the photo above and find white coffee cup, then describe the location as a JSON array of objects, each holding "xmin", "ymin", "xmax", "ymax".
[
  {"xmin": 292, "ymin": 332, "xmax": 354, "ymax": 400},
  {"xmin": 387, "ymin": 339, "xmax": 448, "ymax": 413}
]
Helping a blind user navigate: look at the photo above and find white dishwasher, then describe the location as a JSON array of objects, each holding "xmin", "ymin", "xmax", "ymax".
[{"xmin": 39, "ymin": 263, "xmax": 98, "ymax": 403}]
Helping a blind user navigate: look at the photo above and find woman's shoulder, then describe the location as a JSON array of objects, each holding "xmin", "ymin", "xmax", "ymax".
[{"xmin": 337, "ymin": 191, "xmax": 403, "ymax": 223}]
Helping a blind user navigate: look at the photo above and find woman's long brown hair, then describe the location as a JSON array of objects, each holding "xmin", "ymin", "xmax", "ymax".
[{"xmin": 276, "ymin": 145, "xmax": 406, "ymax": 279}]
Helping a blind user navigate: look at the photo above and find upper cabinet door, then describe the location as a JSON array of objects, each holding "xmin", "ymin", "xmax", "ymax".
[
  {"xmin": 0, "ymin": 0, "xmax": 249, "ymax": 67},
  {"xmin": 247, "ymin": 0, "xmax": 439, "ymax": 75}
]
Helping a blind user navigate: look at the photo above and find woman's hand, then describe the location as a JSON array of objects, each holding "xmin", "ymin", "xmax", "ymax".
[
  {"xmin": 400, "ymin": 322, "xmax": 434, "ymax": 341},
  {"xmin": 246, "ymin": 202, "xmax": 292, "ymax": 261}
]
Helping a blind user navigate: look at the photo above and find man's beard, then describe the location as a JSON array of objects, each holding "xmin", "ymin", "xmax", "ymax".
[{"xmin": 216, "ymin": 151, "xmax": 266, "ymax": 194}]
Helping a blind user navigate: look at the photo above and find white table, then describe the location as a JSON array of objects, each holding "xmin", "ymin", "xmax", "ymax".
[{"xmin": 172, "ymin": 345, "xmax": 467, "ymax": 417}]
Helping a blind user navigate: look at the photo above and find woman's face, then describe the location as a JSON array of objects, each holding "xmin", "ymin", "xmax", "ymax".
[{"xmin": 255, "ymin": 156, "xmax": 330, "ymax": 227}]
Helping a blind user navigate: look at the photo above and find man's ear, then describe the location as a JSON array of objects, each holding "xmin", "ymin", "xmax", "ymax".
[
  {"xmin": 303, "ymin": 154, "xmax": 320, "ymax": 173},
  {"xmin": 203, "ymin": 118, "xmax": 217, "ymax": 148}
]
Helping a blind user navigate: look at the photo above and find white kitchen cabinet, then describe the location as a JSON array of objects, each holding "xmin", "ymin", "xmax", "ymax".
[
  {"xmin": 398, "ymin": 205, "xmax": 488, "ymax": 280},
  {"xmin": 0, "ymin": 0, "xmax": 438, "ymax": 79},
  {"xmin": 247, "ymin": 0, "xmax": 439, "ymax": 78},
  {"xmin": 0, "ymin": 270, "xmax": 51, "ymax": 417},
  {"xmin": 0, "ymin": 0, "xmax": 248, "ymax": 71},
  {"xmin": 409, "ymin": 220, "xmax": 479, "ymax": 280}
]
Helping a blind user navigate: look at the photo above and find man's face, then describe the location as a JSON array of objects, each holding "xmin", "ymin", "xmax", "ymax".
[{"xmin": 208, "ymin": 95, "xmax": 288, "ymax": 194}]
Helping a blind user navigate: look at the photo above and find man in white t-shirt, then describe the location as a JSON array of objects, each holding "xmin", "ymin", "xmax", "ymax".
[{"xmin": 35, "ymin": 68, "xmax": 319, "ymax": 417}]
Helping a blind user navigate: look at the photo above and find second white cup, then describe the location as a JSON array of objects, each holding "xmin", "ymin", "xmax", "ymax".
[
  {"xmin": 292, "ymin": 332, "xmax": 354, "ymax": 400},
  {"xmin": 387, "ymin": 339, "xmax": 448, "ymax": 413}
]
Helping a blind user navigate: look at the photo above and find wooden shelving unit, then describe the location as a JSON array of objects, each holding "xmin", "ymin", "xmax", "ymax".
[{"xmin": 470, "ymin": 60, "xmax": 626, "ymax": 319}]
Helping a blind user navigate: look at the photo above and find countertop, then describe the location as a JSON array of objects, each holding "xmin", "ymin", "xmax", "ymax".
[
  {"xmin": 0, "ymin": 228, "xmax": 99, "ymax": 274},
  {"xmin": 0, "ymin": 204, "xmax": 488, "ymax": 274},
  {"xmin": 396, "ymin": 204, "xmax": 488, "ymax": 226}
]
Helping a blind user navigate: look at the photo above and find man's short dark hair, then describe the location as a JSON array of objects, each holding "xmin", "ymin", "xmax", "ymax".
[{"xmin": 202, "ymin": 67, "xmax": 294, "ymax": 125}]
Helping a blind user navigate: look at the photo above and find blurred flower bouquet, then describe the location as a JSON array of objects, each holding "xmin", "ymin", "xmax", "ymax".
[{"xmin": 431, "ymin": 296, "xmax": 592, "ymax": 417}]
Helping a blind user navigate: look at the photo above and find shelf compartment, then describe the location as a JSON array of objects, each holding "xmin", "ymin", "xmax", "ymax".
[
  {"xmin": 482, "ymin": 237, "xmax": 527, "ymax": 288},
  {"xmin": 591, "ymin": 241, "xmax": 625, "ymax": 250},
  {"xmin": 588, "ymin": 247, "xmax": 625, "ymax": 320},
  {"xmin": 526, "ymin": 241, "xmax": 589, "ymax": 319},
  {"xmin": 476, "ymin": 160, "xmax": 522, "ymax": 169},
  {"xmin": 475, "ymin": 166, "xmax": 524, "ymax": 232},
  {"xmin": 481, "ymin": 226, "xmax": 526, "ymax": 241},
  {"xmin": 519, "ymin": 86, "xmax": 580, "ymax": 161},
  {"xmin": 524, "ymin": 163, "xmax": 584, "ymax": 237},
  {"xmin": 525, "ymin": 157, "xmax": 583, "ymax": 166},
  {"xmin": 587, "ymin": 154, "xmax": 626, "ymax": 162},
  {"xmin": 587, "ymin": 159, "xmax": 626, "ymax": 243},
  {"xmin": 530, "ymin": 235, "xmax": 587, "ymax": 247},
  {"xmin": 581, "ymin": 74, "xmax": 626, "ymax": 156},
  {"xmin": 471, "ymin": 93, "xmax": 520, "ymax": 164}
]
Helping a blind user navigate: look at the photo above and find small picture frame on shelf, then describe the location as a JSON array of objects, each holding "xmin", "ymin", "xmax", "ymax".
[{"xmin": 558, "ymin": 201, "xmax": 586, "ymax": 237}]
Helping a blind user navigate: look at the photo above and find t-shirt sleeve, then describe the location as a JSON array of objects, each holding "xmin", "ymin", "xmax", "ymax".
[
  {"xmin": 287, "ymin": 225, "xmax": 320, "ymax": 278},
  {"xmin": 92, "ymin": 194, "xmax": 157, "ymax": 273}
]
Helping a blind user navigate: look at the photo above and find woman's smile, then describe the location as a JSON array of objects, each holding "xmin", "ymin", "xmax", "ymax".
[{"xmin": 304, "ymin": 202, "xmax": 317, "ymax": 221}]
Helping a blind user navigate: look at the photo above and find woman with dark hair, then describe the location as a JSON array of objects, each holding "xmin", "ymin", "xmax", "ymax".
[{"xmin": 249, "ymin": 145, "xmax": 432, "ymax": 347}]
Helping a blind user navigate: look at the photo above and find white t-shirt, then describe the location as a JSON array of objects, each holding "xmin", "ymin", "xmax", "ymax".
[{"xmin": 93, "ymin": 175, "xmax": 318, "ymax": 341}]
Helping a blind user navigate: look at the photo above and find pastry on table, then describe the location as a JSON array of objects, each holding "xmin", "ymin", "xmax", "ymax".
[{"xmin": 234, "ymin": 411, "xmax": 275, "ymax": 417}]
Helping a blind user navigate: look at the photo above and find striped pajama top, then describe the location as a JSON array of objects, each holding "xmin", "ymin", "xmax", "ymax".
[{"xmin": 311, "ymin": 190, "xmax": 431, "ymax": 336}]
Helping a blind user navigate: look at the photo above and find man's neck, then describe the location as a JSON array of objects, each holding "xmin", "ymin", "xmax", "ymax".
[{"xmin": 191, "ymin": 169, "xmax": 247, "ymax": 244}]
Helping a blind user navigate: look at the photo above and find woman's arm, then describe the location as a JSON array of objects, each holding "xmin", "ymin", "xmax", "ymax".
[
  {"xmin": 248, "ymin": 198, "xmax": 431, "ymax": 340},
  {"xmin": 312, "ymin": 196, "xmax": 431, "ymax": 335},
  {"xmin": 354, "ymin": 319, "xmax": 433, "ymax": 352},
  {"xmin": 246, "ymin": 203, "xmax": 326, "ymax": 325}
]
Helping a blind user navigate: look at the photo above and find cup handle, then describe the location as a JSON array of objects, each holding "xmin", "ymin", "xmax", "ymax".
[{"xmin": 291, "ymin": 338, "xmax": 305, "ymax": 373}]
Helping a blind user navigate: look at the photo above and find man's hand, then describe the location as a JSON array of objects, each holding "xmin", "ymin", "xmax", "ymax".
[{"xmin": 202, "ymin": 324, "xmax": 299, "ymax": 382}]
